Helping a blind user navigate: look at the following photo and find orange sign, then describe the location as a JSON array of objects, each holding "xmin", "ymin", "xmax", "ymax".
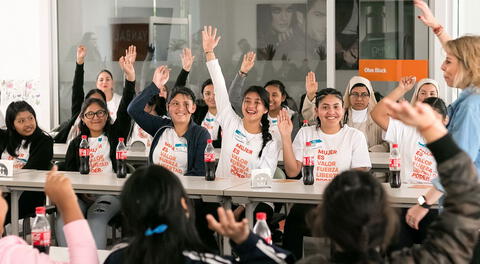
[{"xmin": 359, "ymin": 59, "xmax": 428, "ymax": 82}]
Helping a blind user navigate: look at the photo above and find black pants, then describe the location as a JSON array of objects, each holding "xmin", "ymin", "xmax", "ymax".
[
  {"xmin": 193, "ymin": 200, "xmax": 220, "ymax": 252},
  {"xmin": 282, "ymin": 204, "xmax": 316, "ymax": 259},
  {"xmin": 3, "ymin": 191, "xmax": 46, "ymax": 225}
]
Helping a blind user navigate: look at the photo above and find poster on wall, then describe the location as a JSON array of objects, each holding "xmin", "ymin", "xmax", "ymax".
[{"xmin": 336, "ymin": 0, "xmax": 359, "ymax": 69}]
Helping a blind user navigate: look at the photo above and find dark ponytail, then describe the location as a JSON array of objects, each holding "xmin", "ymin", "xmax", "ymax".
[{"xmin": 243, "ymin": 86, "xmax": 272, "ymax": 158}]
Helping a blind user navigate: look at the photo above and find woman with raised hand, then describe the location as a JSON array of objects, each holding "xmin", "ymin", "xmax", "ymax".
[
  {"xmin": 302, "ymin": 73, "xmax": 387, "ymax": 151},
  {"xmin": 56, "ymin": 55, "xmax": 135, "ymax": 250},
  {"xmin": 54, "ymin": 45, "xmax": 137, "ymax": 143},
  {"xmin": 414, "ymin": 0, "xmax": 451, "ymax": 46},
  {"xmin": 103, "ymin": 165, "xmax": 295, "ymax": 264},
  {"xmin": 203, "ymin": 26, "xmax": 280, "ymax": 179},
  {"xmin": 127, "ymin": 65, "xmax": 209, "ymax": 176},
  {"xmin": 278, "ymin": 87, "xmax": 371, "ymax": 258},
  {"xmin": 0, "ymin": 167, "xmax": 98, "ymax": 264},
  {"xmin": 299, "ymin": 99, "xmax": 480, "ymax": 263},
  {"xmin": 0, "ymin": 101, "xmax": 53, "ymax": 223},
  {"xmin": 410, "ymin": 78, "xmax": 440, "ymax": 104}
]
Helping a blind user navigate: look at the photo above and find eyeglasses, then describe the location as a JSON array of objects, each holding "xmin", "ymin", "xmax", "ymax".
[
  {"xmin": 169, "ymin": 101, "xmax": 192, "ymax": 109},
  {"xmin": 350, "ymin": 92, "xmax": 369, "ymax": 98},
  {"xmin": 84, "ymin": 110, "xmax": 107, "ymax": 119}
]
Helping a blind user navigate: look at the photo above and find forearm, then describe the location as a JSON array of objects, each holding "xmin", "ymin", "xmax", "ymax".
[
  {"xmin": 301, "ymin": 97, "xmax": 316, "ymax": 125},
  {"xmin": 424, "ymin": 186, "xmax": 443, "ymax": 205},
  {"xmin": 281, "ymin": 135, "xmax": 301, "ymax": 177},
  {"xmin": 372, "ymin": 86, "xmax": 408, "ymax": 130},
  {"xmin": 228, "ymin": 73, "xmax": 246, "ymax": 116},
  {"xmin": 206, "ymin": 59, "xmax": 233, "ymax": 116},
  {"xmin": 174, "ymin": 69, "xmax": 189, "ymax": 88},
  {"xmin": 57, "ymin": 197, "xmax": 84, "ymax": 224}
]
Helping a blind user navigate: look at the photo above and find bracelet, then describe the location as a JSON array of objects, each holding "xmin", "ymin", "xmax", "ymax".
[
  {"xmin": 239, "ymin": 70, "xmax": 248, "ymax": 77},
  {"xmin": 433, "ymin": 25, "xmax": 444, "ymax": 36},
  {"xmin": 204, "ymin": 51, "xmax": 213, "ymax": 54}
]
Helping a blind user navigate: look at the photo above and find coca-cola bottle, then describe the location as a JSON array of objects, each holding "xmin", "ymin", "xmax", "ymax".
[
  {"xmin": 116, "ymin": 137, "xmax": 127, "ymax": 178},
  {"xmin": 253, "ymin": 212, "xmax": 272, "ymax": 244},
  {"xmin": 204, "ymin": 139, "xmax": 216, "ymax": 181},
  {"xmin": 302, "ymin": 119, "xmax": 309, "ymax": 127},
  {"xmin": 31, "ymin": 206, "xmax": 50, "ymax": 254},
  {"xmin": 389, "ymin": 144, "xmax": 401, "ymax": 188},
  {"xmin": 302, "ymin": 142, "xmax": 315, "ymax": 185},
  {"xmin": 79, "ymin": 135, "xmax": 90, "ymax": 174}
]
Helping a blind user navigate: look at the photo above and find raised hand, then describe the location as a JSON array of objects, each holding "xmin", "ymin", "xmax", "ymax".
[
  {"xmin": 125, "ymin": 45, "xmax": 137, "ymax": 65},
  {"xmin": 414, "ymin": 0, "xmax": 440, "ymax": 29},
  {"xmin": 206, "ymin": 207, "xmax": 249, "ymax": 245},
  {"xmin": 240, "ymin": 52, "xmax": 256, "ymax": 74},
  {"xmin": 152, "ymin": 65, "xmax": 170, "ymax": 89},
  {"xmin": 76, "ymin": 45, "xmax": 87, "ymax": 65},
  {"xmin": 277, "ymin": 108, "xmax": 293, "ymax": 139},
  {"xmin": 119, "ymin": 56, "xmax": 135, "ymax": 81},
  {"xmin": 398, "ymin": 76, "xmax": 416, "ymax": 92},
  {"xmin": 202, "ymin": 26, "xmax": 221, "ymax": 53},
  {"xmin": 181, "ymin": 48, "xmax": 195, "ymax": 72},
  {"xmin": 44, "ymin": 166, "xmax": 76, "ymax": 208},
  {"xmin": 305, "ymin": 71, "xmax": 318, "ymax": 101}
]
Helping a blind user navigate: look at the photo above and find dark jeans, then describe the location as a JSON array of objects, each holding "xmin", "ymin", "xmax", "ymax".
[
  {"xmin": 282, "ymin": 204, "xmax": 316, "ymax": 259},
  {"xmin": 3, "ymin": 191, "xmax": 46, "ymax": 225}
]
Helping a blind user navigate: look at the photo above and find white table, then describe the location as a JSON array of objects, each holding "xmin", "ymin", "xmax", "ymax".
[
  {"xmin": 224, "ymin": 180, "xmax": 432, "ymax": 228},
  {"xmin": 49, "ymin": 246, "xmax": 111, "ymax": 263}
]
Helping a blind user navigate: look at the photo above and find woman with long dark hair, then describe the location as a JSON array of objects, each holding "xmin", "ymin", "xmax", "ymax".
[
  {"xmin": 55, "ymin": 56, "xmax": 135, "ymax": 249},
  {"xmin": 0, "ymin": 100, "xmax": 53, "ymax": 220},
  {"xmin": 104, "ymin": 165, "xmax": 295, "ymax": 264}
]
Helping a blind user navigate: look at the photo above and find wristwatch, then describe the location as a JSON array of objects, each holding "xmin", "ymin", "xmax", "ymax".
[{"xmin": 417, "ymin": 195, "xmax": 432, "ymax": 209}]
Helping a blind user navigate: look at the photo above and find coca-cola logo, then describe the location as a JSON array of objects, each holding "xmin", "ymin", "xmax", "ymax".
[
  {"xmin": 79, "ymin": 148, "xmax": 89, "ymax": 157},
  {"xmin": 204, "ymin": 153, "xmax": 215, "ymax": 162},
  {"xmin": 116, "ymin": 151, "xmax": 127, "ymax": 160}
]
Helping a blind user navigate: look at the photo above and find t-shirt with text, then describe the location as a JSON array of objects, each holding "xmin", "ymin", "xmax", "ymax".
[
  {"xmin": 1, "ymin": 140, "xmax": 30, "ymax": 169},
  {"xmin": 152, "ymin": 128, "xmax": 188, "ymax": 176},
  {"xmin": 87, "ymin": 135, "xmax": 113, "ymax": 174},
  {"xmin": 202, "ymin": 111, "xmax": 220, "ymax": 141}
]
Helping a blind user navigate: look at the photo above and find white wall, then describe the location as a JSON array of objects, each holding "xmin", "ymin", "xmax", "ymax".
[{"xmin": 0, "ymin": 0, "xmax": 53, "ymax": 130}]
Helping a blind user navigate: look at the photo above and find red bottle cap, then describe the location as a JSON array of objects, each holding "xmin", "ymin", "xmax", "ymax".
[
  {"xmin": 306, "ymin": 142, "xmax": 312, "ymax": 147},
  {"xmin": 207, "ymin": 139, "xmax": 213, "ymax": 144},
  {"xmin": 256, "ymin": 212, "xmax": 267, "ymax": 220},
  {"xmin": 392, "ymin": 144, "xmax": 398, "ymax": 148},
  {"xmin": 35, "ymin": 206, "xmax": 46, "ymax": 214},
  {"xmin": 118, "ymin": 137, "xmax": 124, "ymax": 142},
  {"xmin": 81, "ymin": 135, "xmax": 87, "ymax": 139},
  {"xmin": 303, "ymin": 120, "xmax": 308, "ymax": 124}
]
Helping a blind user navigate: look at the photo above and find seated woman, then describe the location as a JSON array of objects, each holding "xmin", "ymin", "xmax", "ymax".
[
  {"xmin": 56, "ymin": 56, "xmax": 135, "ymax": 250},
  {"xmin": 298, "ymin": 99, "xmax": 480, "ymax": 263},
  {"xmin": 54, "ymin": 45, "xmax": 136, "ymax": 143},
  {"xmin": 302, "ymin": 74, "xmax": 387, "ymax": 151},
  {"xmin": 103, "ymin": 165, "xmax": 295, "ymax": 264},
  {"xmin": 0, "ymin": 101, "xmax": 53, "ymax": 222},
  {"xmin": 127, "ymin": 65, "xmax": 210, "ymax": 176},
  {"xmin": 0, "ymin": 167, "xmax": 97, "ymax": 263},
  {"xmin": 278, "ymin": 87, "xmax": 371, "ymax": 258},
  {"xmin": 410, "ymin": 78, "xmax": 440, "ymax": 104}
]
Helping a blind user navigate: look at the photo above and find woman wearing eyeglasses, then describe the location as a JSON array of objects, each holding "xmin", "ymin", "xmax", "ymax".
[
  {"xmin": 302, "ymin": 75, "xmax": 387, "ymax": 152},
  {"xmin": 57, "ymin": 56, "xmax": 135, "ymax": 250}
]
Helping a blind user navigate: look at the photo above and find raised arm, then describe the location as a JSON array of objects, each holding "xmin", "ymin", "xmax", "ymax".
[
  {"xmin": 414, "ymin": 0, "xmax": 451, "ymax": 47},
  {"xmin": 278, "ymin": 109, "xmax": 302, "ymax": 177},
  {"xmin": 301, "ymin": 72, "xmax": 318, "ymax": 125},
  {"xmin": 71, "ymin": 46, "xmax": 87, "ymax": 118},
  {"xmin": 383, "ymin": 99, "xmax": 480, "ymax": 263},
  {"xmin": 173, "ymin": 48, "xmax": 194, "ymax": 89},
  {"xmin": 138, "ymin": 45, "xmax": 155, "ymax": 94},
  {"xmin": 113, "ymin": 55, "xmax": 136, "ymax": 139},
  {"xmin": 127, "ymin": 66, "xmax": 171, "ymax": 136},
  {"xmin": 229, "ymin": 52, "xmax": 256, "ymax": 115},
  {"xmin": 371, "ymin": 76, "xmax": 416, "ymax": 131}
]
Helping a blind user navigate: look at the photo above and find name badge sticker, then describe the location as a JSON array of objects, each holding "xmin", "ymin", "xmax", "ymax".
[
  {"xmin": 310, "ymin": 139, "xmax": 323, "ymax": 149},
  {"xmin": 174, "ymin": 143, "xmax": 188, "ymax": 153},
  {"xmin": 234, "ymin": 129, "xmax": 247, "ymax": 144}
]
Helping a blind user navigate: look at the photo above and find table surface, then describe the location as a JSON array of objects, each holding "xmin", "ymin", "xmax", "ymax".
[
  {"xmin": 49, "ymin": 246, "xmax": 111, "ymax": 263},
  {"xmin": 53, "ymin": 143, "xmax": 390, "ymax": 167}
]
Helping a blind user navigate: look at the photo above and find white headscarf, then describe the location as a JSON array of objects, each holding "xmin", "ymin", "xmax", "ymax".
[{"xmin": 410, "ymin": 78, "xmax": 440, "ymax": 104}]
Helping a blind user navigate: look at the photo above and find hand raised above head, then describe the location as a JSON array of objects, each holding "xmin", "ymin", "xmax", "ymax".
[
  {"xmin": 76, "ymin": 45, "xmax": 87, "ymax": 64},
  {"xmin": 152, "ymin": 65, "xmax": 170, "ymax": 89},
  {"xmin": 202, "ymin": 25, "xmax": 221, "ymax": 53},
  {"xmin": 414, "ymin": 0, "xmax": 440, "ymax": 29},
  {"xmin": 240, "ymin": 52, "xmax": 256, "ymax": 74},
  {"xmin": 305, "ymin": 71, "xmax": 318, "ymax": 101},
  {"xmin": 398, "ymin": 76, "xmax": 416, "ymax": 92},
  {"xmin": 278, "ymin": 108, "xmax": 293, "ymax": 138},
  {"xmin": 181, "ymin": 48, "xmax": 195, "ymax": 72}
]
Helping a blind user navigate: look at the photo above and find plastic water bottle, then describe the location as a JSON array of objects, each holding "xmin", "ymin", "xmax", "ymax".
[
  {"xmin": 79, "ymin": 135, "xmax": 90, "ymax": 174},
  {"xmin": 302, "ymin": 119, "xmax": 309, "ymax": 127},
  {"xmin": 204, "ymin": 139, "xmax": 216, "ymax": 181},
  {"xmin": 389, "ymin": 144, "xmax": 401, "ymax": 188},
  {"xmin": 253, "ymin": 212, "xmax": 272, "ymax": 244},
  {"xmin": 116, "ymin": 137, "xmax": 127, "ymax": 178},
  {"xmin": 31, "ymin": 206, "xmax": 50, "ymax": 254},
  {"xmin": 302, "ymin": 142, "xmax": 315, "ymax": 185}
]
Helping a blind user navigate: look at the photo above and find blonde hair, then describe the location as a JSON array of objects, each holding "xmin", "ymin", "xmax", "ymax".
[{"xmin": 445, "ymin": 35, "xmax": 480, "ymax": 88}]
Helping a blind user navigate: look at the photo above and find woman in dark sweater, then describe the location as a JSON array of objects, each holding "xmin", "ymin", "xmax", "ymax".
[
  {"xmin": 0, "ymin": 101, "xmax": 53, "ymax": 221},
  {"xmin": 55, "ymin": 56, "xmax": 135, "ymax": 250}
]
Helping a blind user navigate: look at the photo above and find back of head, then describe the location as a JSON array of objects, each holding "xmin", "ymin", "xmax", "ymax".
[
  {"xmin": 121, "ymin": 165, "xmax": 206, "ymax": 264},
  {"xmin": 312, "ymin": 170, "xmax": 397, "ymax": 262},
  {"xmin": 422, "ymin": 97, "xmax": 448, "ymax": 118},
  {"xmin": 446, "ymin": 35, "xmax": 480, "ymax": 88},
  {"xmin": 85, "ymin": 89, "xmax": 107, "ymax": 101}
]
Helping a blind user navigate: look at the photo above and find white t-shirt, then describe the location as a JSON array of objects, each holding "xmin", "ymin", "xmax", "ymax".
[
  {"xmin": 268, "ymin": 115, "xmax": 281, "ymax": 147},
  {"xmin": 0, "ymin": 111, "xmax": 5, "ymax": 129},
  {"xmin": 201, "ymin": 111, "xmax": 220, "ymax": 141},
  {"xmin": 128, "ymin": 123, "xmax": 153, "ymax": 148},
  {"xmin": 107, "ymin": 93, "xmax": 122, "ymax": 122},
  {"xmin": 1, "ymin": 141, "xmax": 30, "ymax": 169},
  {"xmin": 87, "ymin": 135, "xmax": 113, "ymax": 174},
  {"xmin": 207, "ymin": 59, "xmax": 280, "ymax": 179},
  {"xmin": 384, "ymin": 118, "xmax": 438, "ymax": 184},
  {"xmin": 151, "ymin": 128, "xmax": 188, "ymax": 176},
  {"xmin": 293, "ymin": 125, "xmax": 371, "ymax": 181}
]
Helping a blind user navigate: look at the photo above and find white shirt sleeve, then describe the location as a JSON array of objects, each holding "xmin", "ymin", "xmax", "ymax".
[
  {"xmin": 292, "ymin": 127, "xmax": 306, "ymax": 162},
  {"xmin": 206, "ymin": 59, "xmax": 241, "ymax": 129},
  {"xmin": 384, "ymin": 117, "xmax": 401, "ymax": 144},
  {"xmin": 0, "ymin": 111, "xmax": 5, "ymax": 129},
  {"xmin": 351, "ymin": 130, "xmax": 372, "ymax": 169}
]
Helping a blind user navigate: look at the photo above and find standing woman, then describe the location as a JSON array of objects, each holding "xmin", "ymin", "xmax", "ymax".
[
  {"xmin": 0, "ymin": 101, "xmax": 53, "ymax": 219},
  {"xmin": 56, "ymin": 56, "xmax": 135, "ymax": 249},
  {"xmin": 204, "ymin": 26, "xmax": 280, "ymax": 180},
  {"xmin": 278, "ymin": 87, "xmax": 371, "ymax": 258}
]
